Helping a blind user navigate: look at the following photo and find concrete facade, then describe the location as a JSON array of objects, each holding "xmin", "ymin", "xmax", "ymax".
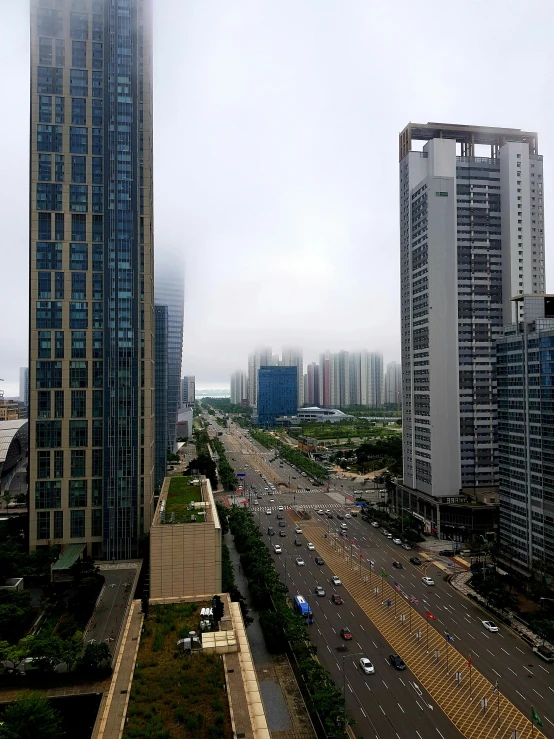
[{"xmin": 150, "ymin": 475, "xmax": 222, "ymax": 599}]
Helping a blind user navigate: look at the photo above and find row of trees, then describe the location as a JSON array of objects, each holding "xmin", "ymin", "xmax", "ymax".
[
  {"xmin": 211, "ymin": 436, "xmax": 238, "ymax": 491},
  {"xmin": 228, "ymin": 506, "xmax": 349, "ymax": 737},
  {"xmin": 249, "ymin": 430, "xmax": 329, "ymax": 483},
  {"xmin": 186, "ymin": 427, "xmax": 218, "ymax": 489}
]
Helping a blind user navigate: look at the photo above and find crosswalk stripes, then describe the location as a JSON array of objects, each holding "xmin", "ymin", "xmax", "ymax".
[{"xmin": 259, "ymin": 503, "xmax": 346, "ymax": 512}]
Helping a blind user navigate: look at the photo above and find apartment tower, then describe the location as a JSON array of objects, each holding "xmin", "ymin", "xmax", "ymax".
[
  {"xmin": 29, "ymin": 0, "xmax": 154, "ymax": 558},
  {"xmin": 398, "ymin": 122, "xmax": 543, "ymax": 538}
]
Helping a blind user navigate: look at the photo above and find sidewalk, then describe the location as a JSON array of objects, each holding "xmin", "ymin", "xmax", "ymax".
[{"xmin": 225, "ymin": 533, "xmax": 316, "ymax": 739}]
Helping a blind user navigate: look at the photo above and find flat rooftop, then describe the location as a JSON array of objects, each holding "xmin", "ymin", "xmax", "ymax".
[
  {"xmin": 399, "ymin": 121, "xmax": 538, "ymax": 160},
  {"xmin": 159, "ymin": 475, "xmax": 205, "ymax": 524}
]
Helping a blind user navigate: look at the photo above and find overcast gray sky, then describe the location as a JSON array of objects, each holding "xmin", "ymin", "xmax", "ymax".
[{"xmin": 2, "ymin": 0, "xmax": 554, "ymax": 394}]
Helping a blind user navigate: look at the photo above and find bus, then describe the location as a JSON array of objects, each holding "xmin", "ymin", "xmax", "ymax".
[{"xmin": 293, "ymin": 595, "xmax": 313, "ymax": 624}]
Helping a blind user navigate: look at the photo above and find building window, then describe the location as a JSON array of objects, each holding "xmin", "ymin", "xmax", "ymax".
[
  {"xmin": 55, "ymin": 154, "xmax": 64, "ymax": 182},
  {"xmin": 37, "ymin": 66, "xmax": 63, "ymax": 95},
  {"xmin": 92, "ymin": 7, "xmax": 103, "ymax": 39},
  {"xmin": 71, "ymin": 389, "xmax": 87, "ymax": 417},
  {"xmin": 69, "ymin": 420, "xmax": 88, "ymax": 448},
  {"xmin": 39, "ymin": 95, "xmax": 52, "ymax": 123},
  {"xmin": 39, "ymin": 37, "xmax": 53, "ymax": 65},
  {"xmin": 92, "ymin": 419, "xmax": 103, "ymax": 447},
  {"xmin": 36, "ymin": 301, "xmax": 62, "ymax": 330},
  {"xmin": 92, "ymin": 70, "xmax": 103, "ymax": 97},
  {"xmin": 71, "ymin": 450, "xmax": 86, "ymax": 478},
  {"xmin": 70, "ymin": 126, "xmax": 88, "ymax": 154},
  {"xmin": 70, "ymin": 184, "xmax": 88, "ymax": 212},
  {"xmin": 35, "ymin": 480, "xmax": 61, "ymax": 509},
  {"xmin": 38, "ymin": 213, "xmax": 51, "ymax": 240},
  {"xmin": 35, "ymin": 421, "xmax": 62, "ymax": 449},
  {"xmin": 92, "ymin": 478, "xmax": 102, "ymax": 506},
  {"xmin": 92, "ymin": 99, "xmax": 103, "ymax": 126},
  {"xmin": 37, "ymin": 391, "xmax": 51, "ymax": 418},
  {"xmin": 92, "ymin": 216, "xmax": 103, "ymax": 243},
  {"xmin": 92, "ymin": 273, "xmax": 103, "ymax": 300},
  {"xmin": 55, "ymin": 96, "xmax": 65, "ymax": 123},
  {"xmin": 71, "ymin": 272, "xmax": 87, "ymax": 300},
  {"xmin": 37, "ymin": 451, "xmax": 51, "ymax": 479},
  {"xmin": 54, "ymin": 449, "xmax": 64, "ymax": 478},
  {"xmin": 37, "ymin": 183, "xmax": 62, "ymax": 211},
  {"xmin": 92, "ymin": 361, "xmax": 103, "ymax": 388},
  {"xmin": 71, "ymin": 98, "xmax": 87, "ymax": 126},
  {"xmin": 70, "ymin": 69, "xmax": 88, "ymax": 96},
  {"xmin": 70, "ymin": 242, "xmax": 88, "ymax": 269},
  {"xmin": 70, "ymin": 11, "xmax": 88, "ymax": 40},
  {"xmin": 36, "ymin": 361, "xmax": 62, "ymax": 389},
  {"xmin": 92, "ymin": 186, "xmax": 103, "ymax": 212},
  {"xmin": 71, "ymin": 214, "xmax": 86, "ymax": 242},
  {"xmin": 37, "ymin": 7, "xmax": 62, "ymax": 37},
  {"xmin": 38, "ymin": 331, "xmax": 51, "ymax": 359},
  {"xmin": 38, "ymin": 272, "xmax": 51, "ymax": 299},
  {"xmin": 38, "ymin": 153, "xmax": 52, "ymax": 181},
  {"xmin": 91, "ymin": 508, "xmax": 102, "ymax": 537},
  {"xmin": 92, "ymin": 302, "xmax": 103, "ymax": 329},
  {"xmin": 55, "ymin": 38, "xmax": 65, "ymax": 66},
  {"xmin": 54, "ymin": 331, "xmax": 64, "ymax": 360},
  {"xmin": 92, "ymin": 42, "xmax": 103, "ymax": 70},
  {"xmin": 92, "ymin": 447, "xmax": 102, "ymax": 476},
  {"xmin": 55, "ymin": 272, "xmax": 64, "ymax": 299},
  {"xmin": 37, "ymin": 124, "xmax": 62, "ymax": 153},
  {"xmin": 37, "ymin": 242, "xmax": 62, "ymax": 271},
  {"xmin": 72, "ymin": 40, "xmax": 87, "ymax": 68},
  {"xmin": 53, "ymin": 510, "xmax": 63, "ymax": 538},
  {"xmin": 92, "ymin": 390, "xmax": 102, "ymax": 419},
  {"xmin": 71, "ymin": 155, "xmax": 86, "ymax": 183},
  {"xmin": 92, "ymin": 128, "xmax": 102, "ymax": 156},
  {"xmin": 69, "ymin": 360, "xmax": 88, "ymax": 388},
  {"xmin": 70, "ymin": 510, "xmax": 86, "ymax": 538},
  {"xmin": 92, "ymin": 332, "xmax": 103, "ymax": 359},
  {"xmin": 37, "ymin": 512, "xmax": 50, "ymax": 540},
  {"xmin": 71, "ymin": 331, "xmax": 86, "ymax": 359},
  {"xmin": 69, "ymin": 302, "xmax": 88, "ymax": 330}
]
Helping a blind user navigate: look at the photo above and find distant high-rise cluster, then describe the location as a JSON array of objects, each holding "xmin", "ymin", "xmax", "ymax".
[{"xmin": 231, "ymin": 347, "xmax": 395, "ymax": 410}]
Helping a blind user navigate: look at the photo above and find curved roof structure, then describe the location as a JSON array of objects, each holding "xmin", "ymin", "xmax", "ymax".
[{"xmin": 0, "ymin": 420, "xmax": 28, "ymax": 477}]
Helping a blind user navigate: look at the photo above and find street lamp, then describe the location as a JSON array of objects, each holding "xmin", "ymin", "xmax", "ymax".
[{"xmin": 342, "ymin": 651, "xmax": 365, "ymax": 704}]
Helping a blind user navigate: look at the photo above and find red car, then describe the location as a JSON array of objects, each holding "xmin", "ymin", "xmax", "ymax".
[
  {"xmin": 340, "ymin": 627, "xmax": 352, "ymax": 640},
  {"xmin": 332, "ymin": 594, "xmax": 343, "ymax": 605}
]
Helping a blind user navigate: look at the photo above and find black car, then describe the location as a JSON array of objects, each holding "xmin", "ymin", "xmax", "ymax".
[
  {"xmin": 279, "ymin": 531, "xmax": 286, "ymax": 537},
  {"xmin": 389, "ymin": 654, "xmax": 406, "ymax": 670},
  {"xmin": 327, "ymin": 514, "xmax": 334, "ymax": 519},
  {"xmin": 276, "ymin": 514, "xmax": 283, "ymax": 520},
  {"xmin": 439, "ymin": 549, "xmax": 459, "ymax": 557},
  {"xmin": 409, "ymin": 556, "xmax": 421, "ymax": 566},
  {"xmin": 337, "ymin": 514, "xmax": 344, "ymax": 520},
  {"xmin": 392, "ymin": 561, "xmax": 403, "ymax": 569},
  {"xmin": 294, "ymin": 539, "xmax": 302, "ymax": 546},
  {"xmin": 315, "ymin": 557, "xmax": 324, "ymax": 565},
  {"xmin": 279, "ymin": 521, "xmax": 286, "ymax": 528}
]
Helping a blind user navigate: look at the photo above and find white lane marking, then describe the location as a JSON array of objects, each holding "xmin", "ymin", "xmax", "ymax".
[
  {"xmin": 500, "ymin": 648, "xmax": 510, "ymax": 655},
  {"xmin": 533, "ymin": 689, "xmax": 544, "ymax": 699},
  {"xmin": 360, "ymin": 707, "xmax": 367, "ymax": 717},
  {"xmin": 516, "ymin": 690, "xmax": 525, "ymax": 699},
  {"xmin": 397, "ymin": 703, "xmax": 405, "ymax": 713},
  {"xmin": 538, "ymin": 665, "xmax": 549, "ymax": 674},
  {"xmin": 382, "ymin": 679, "xmax": 389, "ymax": 689},
  {"xmin": 446, "ymin": 592, "xmax": 453, "ymax": 599},
  {"xmin": 545, "ymin": 716, "xmax": 554, "ymax": 727},
  {"xmin": 435, "ymin": 594, "xmax": 441, "ymax": 599},
  {"xmin": 415, "ymin": 701, "xmax": 424, "ymax": 711},
  {"xmin": 482, "ymin": 633, "xmax": 490, "ymax": 639},
  {"xmin": 492, "ymin": 669, "xmax": 501, "ymax": 677},
  {"xmin": 464, "ymin": 616, "xmax": 472, "ymax": 623},
  {"xmin": 516, "ymin": 647, "xmax": 525, "ymax": 654},
  {"xmin": 437, "ymin": 730, "xmax": 446, "ymax": 739},
  {"xmin": 380, "ymin": 705, "xmax": 386, "ymax": 715},
  {"xmin": 472, "ymin": 650, "xmax": 480, "ymax": 657},
  {"xmin": 487, "ymin": 650, "xmax": 495, "ymax": 656},
  {"xmin": 523, "ymin": 665, "xmax": 533, "ymax": 675},
  {"xmin": 350, "ymin": 610, "xmax": 355, "ymax": 617},
  {"xmin": 327, "ymin": 645, "xmax": 331, "ymax": 652},
  {"xmin": 373, "ymin": 641, "xmax": 379, "ymax": 649},
  {"xmin": 508, "ymin": 667, "xmax": 517, "ymax": 676},
  {"xmin": 399, "ymin": 677, "xmax": 406, "ymax": 686},
  {"xmin": 348, "ymin": 683, "xmax": 353, "ymax": 693},
  {"xmin": 468, "ymin": 633, "xmax": 475, "ymax": 639},
  {"xmin": 360, "ymin": 624, "xmax": 365, "ymax": 631}
]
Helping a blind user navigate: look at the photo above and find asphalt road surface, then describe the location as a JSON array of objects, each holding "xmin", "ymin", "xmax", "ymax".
[{"xmin": 205, "ymin": 415, "xmax": 554, "ymax": 738}]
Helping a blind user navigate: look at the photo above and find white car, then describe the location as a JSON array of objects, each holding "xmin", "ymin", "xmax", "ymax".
[
  {"xmin": 393, "ymin": 538, "xmax": 402, "ymax": 545},
  {"xmin": 266, "ymin": 509, "xmax": 271, "ymax": 514},
  {"xmin": 278, "ymin": 506, "xmax": 284, "ymax": 511},
  {"xmin": 254, "ymin": 500, "xmax": 259, "ymax": 505},
  {"xmin": 315, "ymin": 585, "xmax": 325, "ymax": 597},
  {"xmin": 359, "ymin": 657, "xmax": 375, "ymax": 675},
  {"xmin": 295, "ymin": 557, "xmax": 305, "ymax": 566},
  {"xmin": 422, "ymin": 576, "xmax": 435, "ymax": 586},
  {"xmin": 273, "ymin": 544, "xmax": 282, "ymax": 554},
  {"xmin": 482, "ymin": 620, "xmax": 499, "ymax": 632},
  {"xmin": 386, "ymin": 533, "xmax": 393, "ymax": 539},
  {"xmin": 331, "ymin": 576, "xmax": 342, "ymax": 586},
  {"xmin": 269, "ymin": 499, "xmax": 274, "ymax": 502},
  {"xmin": 371, "ymin": 522, "xmax": 380, "ymax": 528},
  {"xmin": 325, "ymin": 509, "xmax": 331, "ymax": 514},
  {"xmin": 295, "ymin": 527, "xmax": 302, "ymax": 534},
  {"xmin": 317, "ymin": 510, "xmax": 325, "ymax": 515},
  {"xmin": 307, "ymin": 543, "xmax": 315, "ymax": 551},
  {"xmin": 344, "ymin": 513, "xmax": 351, "ymax": 519}
]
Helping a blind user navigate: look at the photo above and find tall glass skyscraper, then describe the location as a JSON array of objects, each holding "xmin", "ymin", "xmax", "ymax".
[
  {"xmin": 155, "ymin": 256, "xmax": 184, "ymax": 452},
  {"xmin": 29, "ymin": 0, "xmax": 154, "ymax": 559},
  {"xmin": 154, "ymin": 305, "xmax": 168, "ymax": 490}
]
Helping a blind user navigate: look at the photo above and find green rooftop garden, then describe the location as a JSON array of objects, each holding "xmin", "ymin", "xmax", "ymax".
[
  {"xmin": 123, "ymin": 602, "xmax": 231, "ymax": 739},
  {"xmin": 162, "ymin": 476, "xmax": 204, "ymax": 524}
]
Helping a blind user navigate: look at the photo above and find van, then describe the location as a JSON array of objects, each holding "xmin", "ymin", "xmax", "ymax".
[{"xmin": 533, "ymin": 644, "xmax": 554, "ymax": 662}]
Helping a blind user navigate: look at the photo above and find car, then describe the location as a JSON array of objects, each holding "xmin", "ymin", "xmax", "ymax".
[
  {"xmin": 295, "ymin": 527, "xmax": 302, "ymax": 534},
  {"xmin": 327, "ymin": 514, "xmax": 334, "ymax": 519},
  {"xmin": 273, "ymin": 544, "xmax": 282, "ymax": 554},
  {"xmin": 315, "ymin": 585, "xmax": 325, "ymax": 597},
  {"xmin": 350, "ymin": 511, "xmax": 358, "ymax": 517},
  {"xmin": 331, "ymin": 594, "xmax": 343, "ymax": 605},
  {"xmin": 359, "ymin": 657, "xmax": 375, "ymax": 675},
  {"xmin": 325, "ymin": 509, "xmax": 331, "ymax": 514},
  {"xmin": 402, "ymin": 543, "xmax": 412, "ymax": 550},
  {"xmin": 382, "ymin": 529, "xmax": 389, "ymax": 536},
  {"xmin": 344, "ymin": 513, "xmax": 351, "ymax": 519},
  {"xmin": 386, "ymin": 533, "xmax": 393, "ymax": 539},
  {"xmin": 410, "ymin": 557, "xmax": 421, "ymax": 565},
  {"xmin": 439, "ymin": 549, "xmax": 459, "ymax": 557},
  {"xmin": 482, "ymin": 620, "xmax": 499, "ymax": 632},
  {"xmin": 533, "ymin": 644, "xmax": 554, "ymax": 662},
  {"xmin": 276, "ymin": 514, "xmax": 283, "ymax": 520},
  {"xmin": 393, "ymin": 538, "xmax": 402, "ymax": 545},
  {"xmin": 392, "ymin": 561, "xmax": 403, "ymax": 569},
  {"xmin": 340, "ymin": 627, "xmax": 352, "ymax": 640},
  {"xmin": 307, "ymin": 543, "xmax": 315, "ymax": 551},
  {"xmin": 331, "ymin": 576, "xmax": 342, "ymax": 586},
  {"xmin": 337, "ymin": 514, "xmax": 344, "ymax": 520},
  {"xmin": 315, "ymin": 557, "xmax": 324, "ymax": 565},
  {"xmin": 422, "ymin": 576, "xmax": 435, "ymax": 586},
  {"xmin": 279, "ymin": 521, "xmax": 286, "ymax": 528},
  {"xmin": 317, "ymin": 510, "xmax": 325, "ymax": 515},
  {"xmin": 279, "ymin": 530, "xmax": 286, "ymax": 537},
  {"xmin": 295, "ymin": 557, "xmax": 305, "ymax": 566},
  {"xmin": 266, "ymin": 509, "xmax": 272, "ymax": 514},
  {"xmin": 294, "ymin": 539, "xmax": 302, "ymax": 546},
  {"xmin": 254, "ymin": 500, "xmax": 259, "ymax": 505},
  {"xmin": 389, "ymin": 654, "xmax": 406, "ymax": 670},
  {"xmin": 371, "ymin": 521, "xmax": 380, "ymax": 528},
  {"xmin": 264, "ymin": 487, "xmax": 270, "ymax": 491},
  {"xmin": 278, "ymin": 506, "xmax": 284, "ymax": 511}
]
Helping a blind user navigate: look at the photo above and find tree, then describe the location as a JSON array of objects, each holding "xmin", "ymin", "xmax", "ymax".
[
  {"xmin": 19, "ymin": 633, "xmax": 65, "ymax": 672},
  {"xmin": 79, "ymin": 641, "xmax": 111, "ymax": 671},
  {"xmin": 0, "ymin": 692, "xmax": 63, "ymax": 739}
]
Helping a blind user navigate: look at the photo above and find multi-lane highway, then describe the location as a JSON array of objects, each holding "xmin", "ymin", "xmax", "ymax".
[{"xmin": 205, "ymin": 416, "xmax": 554, "ymax": 738}]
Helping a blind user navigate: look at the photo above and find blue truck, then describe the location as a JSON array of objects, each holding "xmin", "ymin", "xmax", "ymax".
[{"xmin": 293, "ymin": 595, "xmax": 313, "ymax": 624}]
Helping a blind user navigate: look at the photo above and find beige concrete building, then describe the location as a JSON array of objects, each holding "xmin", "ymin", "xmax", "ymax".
[
  {"xmin": 28, "ymin": 0, "xmax": 155, "ymax": 557},
  {"xmin": 150, "ymin": 476, "xmax": 222, "ymax": 598}
]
